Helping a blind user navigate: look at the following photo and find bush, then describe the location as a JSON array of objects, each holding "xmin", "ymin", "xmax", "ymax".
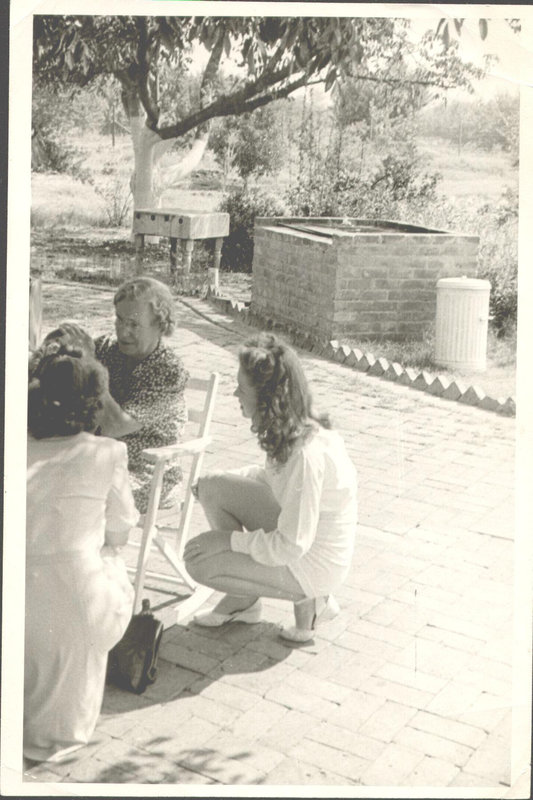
[
  {"xmin": 476, "ymin": 188, "xmax": 518, "ymax": 337},
  {"xmin": 218, "ymin": 187, "xmax": 286, "ymax": 273},
  {"xmin": 418, "ymin": 187, "xmax": 518, "ymax": 338}
]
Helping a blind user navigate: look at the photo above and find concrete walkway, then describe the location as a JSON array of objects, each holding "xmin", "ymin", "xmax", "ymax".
[{"xmin": 23, "ymin": 282, "xmax": 527, "ymax": 794}]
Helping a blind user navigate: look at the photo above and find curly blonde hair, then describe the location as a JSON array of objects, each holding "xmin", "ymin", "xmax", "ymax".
[
  {"xmin": 114, "ymin": 277, "xmax": 177, "ymax": 336},
  {"xmin": 239, "ymin": 333, "xmax": 330, "ymax": 464}
]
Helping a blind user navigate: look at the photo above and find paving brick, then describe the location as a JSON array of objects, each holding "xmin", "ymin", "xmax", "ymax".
[
  {"xmin": 23, "ymin": 763, "xmax": 68, "ymax": 782},
  {"xmin": 387, "ymin": 607, "xmax": 432, "ymax": 636},
  {"xmin": 263, "ymin": 756, "xmax": 353, "ymax": 785},
  {"xmin": 362, "ymin": 599, "xmax": 413, "ymax": 627},
  {"xmin": 449, "ymin": 770, "xmax": 503, "ymax": 788},
  {"xmin": 425, "ymin": 680, "xmax": 485, "ymax": 717},
  {"xmin": 200, "ymin": 731, "xmax": 285, "ymax": 777},
  {"xmin": 461, "ymin": 731, "xmax": 512, "ymax": 785},
  {"xmin": 358, "ymin": 675, "xmax": 434, "ymax": 709},
  {"xmin": 458, "ymin": 692, "xmax": 510, "ymax": 732},
  {"xmin": 284, "ymin": 669, "xmax": 353, "ymax": 704},
  {"xmin": 394, "ymin": 724, "xmax": 475, "ymax": 766},
  {"xmin": 335, "ymin": 630, "xmax": 403, "ymax": 662},
  {"xmin": 228, "ymin": 697, "xmax": 289, "ymax": 740},
  {"xmin": 360, "ymin": 742, "xmax": 425, "ymax": 785},
  {"xmin": 457, "ymin": 669, "xmax": 512, "ymax": 698},
  {"xmin": 348, "ymin": 618, "xmax": 412, "ymax": 649},
  {"xmin": 306, "ymin": 720, "xmax": 387, "ymax": 761},
  {"xmin": 375, "ymin": 662, "xmax": 448, "ymax": 694},
  {"xmin": 96, "ymin": 713, "xmax": 139, "ymax": 738},
  {"xmin": 218, "ymin": 658, "xmax": 296, "ymax": 696},
  {"xmin": 165, "ymin": 626, "xmax": 235, "ymax": 660},
  {"xmin": 320, "ymin": 650, "xmax": 385, "ymax": 691},
  {"xmin": 263, "ymin": 683, "xmax": 343, "ymax": 718},
  {"xmin": 422, "ymin": 611, "xmax": 497, "ymax": 643},
  {"xmin": 358, "ymin": 700, "xmax": 418, "ymax": 742},
  {"xmin": 327, "ymin": 690, "xmax": 387, "ymax": 731},
  {"xmin": 403, "ymin": 754, "xmax": 460, "ymax": 786},
  {"xmin": 259, "ymin": 708, "xmax": 320, "ymax": 751},
  {"xmin": 393, "ymin": 638, "xmax": 472, "ymax": 679},
  {"xmin": 410, "ymin": 710, "xmax": 487, "ymax": 748},
  {"xmin": 159, "ymin": 693, "xmax": 241, "ymax": 729},
  {"xmin": 244, "ymin": 634, "xmax": 313, "ymax": 666},
  {"xmin": 178, "ymin": 745, "xmax": 266, "ymax": 785},
  {"xmin": 288, "ymin": 737, "xmax": 370, "ymax": 781},
  {"xmin": 141, "ymin": 660, "xmax": 200, "ymax": 702},
  {"xmin": 159, "ymin": 642, "xmax": 219, "ymax": 674},
  {"xmin": 61, "ymin": 756, "xmax": 132, "ymax": 784},
  {"xmin": 417, "ymin": 624, "xmax": 486, "ymax": 653},
  {"xmin": 192, "ymin": 678, "xmax": 259, "ymax": 711}
]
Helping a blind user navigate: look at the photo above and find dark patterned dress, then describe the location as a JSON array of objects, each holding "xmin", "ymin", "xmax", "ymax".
[{"xmin": 94, "ymin": 335, "xmax": 189, "ymax": 512}]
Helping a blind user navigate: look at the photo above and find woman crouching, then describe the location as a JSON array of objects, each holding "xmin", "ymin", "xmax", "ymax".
[{"xmin": 184, "ymin": 333, "xmax": 357, "ymax": 643}]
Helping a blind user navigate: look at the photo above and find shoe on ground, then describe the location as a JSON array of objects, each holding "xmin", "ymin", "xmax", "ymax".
[
  {"xmin": 193, "ymin": 599, "xmax": 263, "ymax": 627},
  {"xmin": 279, "ymin": 595, "xmax": 340, "ymax": 643}
]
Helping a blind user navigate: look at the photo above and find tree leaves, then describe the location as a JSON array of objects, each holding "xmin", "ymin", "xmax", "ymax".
[{"xmin": 33, "ymin": 15, "xmax": 493, "ymax": 143}]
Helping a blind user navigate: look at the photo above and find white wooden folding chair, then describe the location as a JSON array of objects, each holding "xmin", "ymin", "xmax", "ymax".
[{"xmin": 130, "ymin": 372, "xmax": 219, "ymax": 624}]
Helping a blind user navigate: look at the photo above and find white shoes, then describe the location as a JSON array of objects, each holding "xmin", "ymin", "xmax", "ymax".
[
  {"xmin": 193, "ymin": 599, "xmax": 263, "ymax": 627},
  {"xmin": 279, "ymin": 595, "xmax": 340, "ymax": 643}
]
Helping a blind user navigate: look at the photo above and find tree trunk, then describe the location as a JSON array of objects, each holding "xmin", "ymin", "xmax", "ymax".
[
  {"xmin": 130, "ymin": 113, "xmax": 161, "ymax": 210},
  {"xmin": 122, "ymin": 84, "xmax": 210, "ymax": 237},
  {"xmin": 129, "ymin": 114, "xmax": 209, "ymax": 211}
]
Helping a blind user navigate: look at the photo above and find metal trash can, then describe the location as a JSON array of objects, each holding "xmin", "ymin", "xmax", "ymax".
[{"xmin": 435, "ymin": 276, "xmax": 491, "ymax": 371}]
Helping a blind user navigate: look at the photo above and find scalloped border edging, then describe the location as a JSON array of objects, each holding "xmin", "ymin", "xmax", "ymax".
[{"xmin": 205, "ymin": 288, "xmax": 515, "ymax": 417}]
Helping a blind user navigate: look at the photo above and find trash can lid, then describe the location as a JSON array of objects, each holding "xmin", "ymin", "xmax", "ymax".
[{"xmin": 436, "ymin": 276, "xmax": 491, "ymax": 290}]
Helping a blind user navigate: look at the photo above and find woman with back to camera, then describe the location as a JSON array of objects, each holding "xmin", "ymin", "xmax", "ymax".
[
  {"xmin": 184, "ymin": 333, "xmax": 358, "ymax": 643},
  {"xmin": 94, "ymin": 276, "xmax": 189, "ymax": 511},
  {"xmin": 25, "ymin": 342, "xmax": 138, "ymax": 763}
]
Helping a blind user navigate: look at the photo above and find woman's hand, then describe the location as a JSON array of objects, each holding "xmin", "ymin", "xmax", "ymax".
[{"xmin": 183, "ymin": 530, "xmax": 232, "ymax": 564}]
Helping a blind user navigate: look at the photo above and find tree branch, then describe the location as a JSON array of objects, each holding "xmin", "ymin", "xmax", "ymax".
[
  {"xmin": 154, "ymin": 58, "xmax": 296, "ymax": 139},
  {"xmin": 351, "ymin": 72, "xmax": 465, "ymax": 91},
  {"xmin": 194, "ymin": 22, "xmax": 226, "ymax": 137},
  {"xmin": 135, "ymin": 17, "xmax": 160, "ymax": 126}
]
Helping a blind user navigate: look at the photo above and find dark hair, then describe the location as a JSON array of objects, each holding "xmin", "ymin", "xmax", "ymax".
[
  {"xmin": 114, "ymin": 277, "xmax": 176, "ymax": 336},
  {"xmin": 28, "ymin": 342, "xmax": 108, "ymax": 439},
  {"xmin": 239, "ymin": 333, "xmax": 330, "ymax": 464},
  {"xmin": 42, "ymin": 322, "xmax": 95, "ymax": 356}
]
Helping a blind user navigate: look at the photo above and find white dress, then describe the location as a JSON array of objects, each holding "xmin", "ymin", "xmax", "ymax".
[
  {"xmin": 231, "ymin": 426, "xmax": 358, "ymax": 597},
  {"xmin": 25, "ymin": 432, "xmax": 138, "ymax": 762}
]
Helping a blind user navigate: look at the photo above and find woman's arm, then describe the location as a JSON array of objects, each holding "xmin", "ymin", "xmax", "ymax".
[
  {"xmin": 104, "ymin": 442, "xmax": 139, "ymax": 546},
  {"xmin": 231, "ymin": 447, "xmax": 325, "ymax": 566}
]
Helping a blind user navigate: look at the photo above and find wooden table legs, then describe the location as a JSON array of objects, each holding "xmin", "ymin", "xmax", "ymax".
[{"xmin": 135, "ymin": 233, "xmax": 224, "ymax": 289}]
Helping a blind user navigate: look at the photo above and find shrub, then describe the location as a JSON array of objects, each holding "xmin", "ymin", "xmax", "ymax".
[
  {"xmin": 218, "ymin": 187, "xmax": 286, "ymax": 273},
  {"xmin": 419, "ymin": 187, "xmax": 518, "ymax": 338},
  {"xmin": 476, "ymin": 188, "xmax": 518, "ymax": 337}
]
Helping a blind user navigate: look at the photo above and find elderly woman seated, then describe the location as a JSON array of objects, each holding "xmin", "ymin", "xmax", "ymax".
[{"xmin": 33, "ymin": 276, "xmax": 189, "ymax": 511}]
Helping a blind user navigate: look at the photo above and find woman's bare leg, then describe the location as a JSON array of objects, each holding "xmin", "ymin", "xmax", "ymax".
[
  {"xmin": 195, "ymin": 473, "xmax": 283, "ymax": 613},
  {"xmin": 197, "ymin": 472, "xmax": 280, "ymax": 531},
  {"xmin": 185, "ymin": 550, "xmax": 306, "ymax": 604}
]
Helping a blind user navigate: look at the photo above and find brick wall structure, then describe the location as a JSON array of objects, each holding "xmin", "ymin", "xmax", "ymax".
[{"xmin": 251, "ymin": 218, "xmax": 479, "ymax": 342}]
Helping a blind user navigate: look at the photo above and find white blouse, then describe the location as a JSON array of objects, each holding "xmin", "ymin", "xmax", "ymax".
[
  {"xmin": 230, "ymin": 426, "xmax": 358, "ymax": 597},
  {"xmin": 27, "ymin": 432, "xmax": 139, "ymax": 558}
]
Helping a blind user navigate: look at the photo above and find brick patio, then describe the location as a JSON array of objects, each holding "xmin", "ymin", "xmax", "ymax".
[{"xmin": 20, "ymin": 282, "xmax": 529, "ymax": 794}]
